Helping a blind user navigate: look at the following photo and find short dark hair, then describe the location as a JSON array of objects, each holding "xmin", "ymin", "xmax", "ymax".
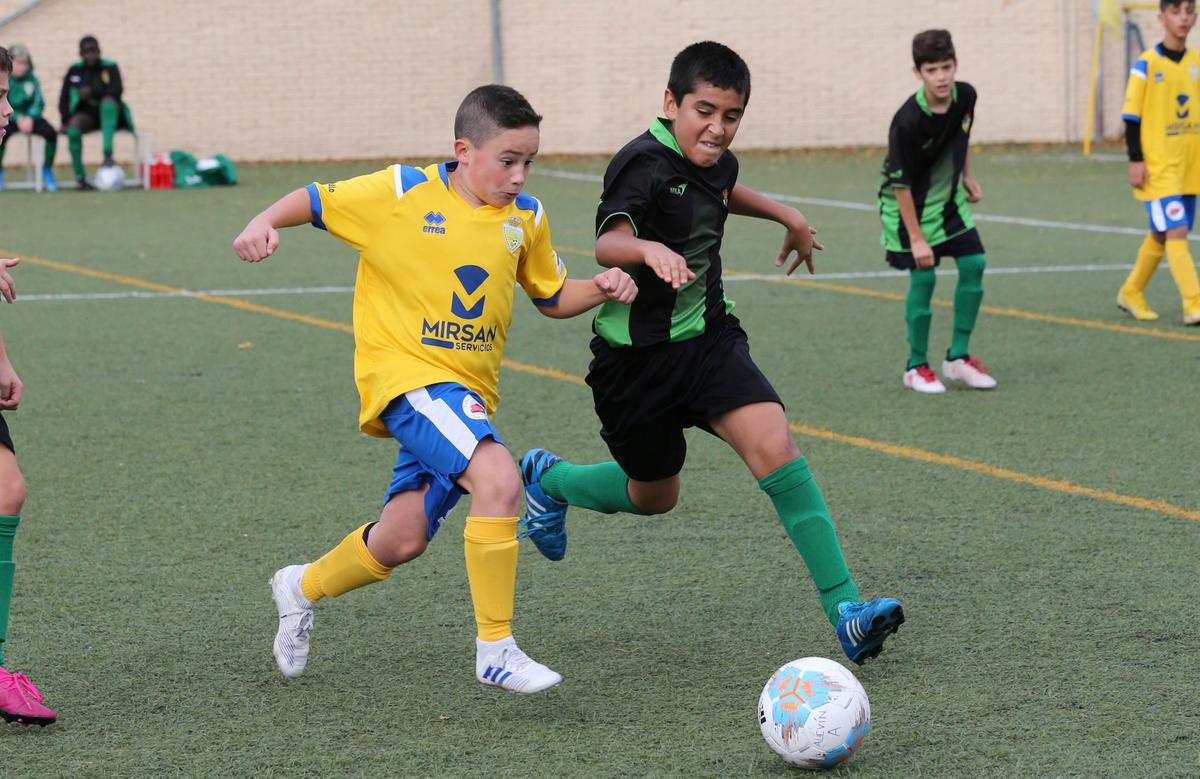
[
  {"xmin": 453, "ymin": 84, "xmax": 542, "ymax": 145},
  {"xmin": 1161, "ymin": 0, "xmax": 1194, "ymax": 10},
  {"xmin": 79, "ymin": 35, "xmax": 99, "ymax": 52},
  {"xmin": 668, "ymin": 41, "xmax": 751, "ymax": 107},
  {"xmin": 912, "ymin": 29, "xmax": 956, "ymax": 68},
  {"xmin": 0, "ymin": 46, "xmax": 10, "ymax": 74}
]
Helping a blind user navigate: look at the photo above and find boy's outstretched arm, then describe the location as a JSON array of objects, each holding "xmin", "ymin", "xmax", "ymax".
[
  {"xmin": 595, "ymin": 219, "xmax": 696, "ymax": 289},
  {"xmin": 233, "ymin": 188, "xmax": 313, "ymax": 262},
  {"xmin": 728, "ymin": 184, "xmax": 824, "ymax": 275},
  {"xmin": 536, "ymin": 267, "xmax": 638, "ymax": 319}
]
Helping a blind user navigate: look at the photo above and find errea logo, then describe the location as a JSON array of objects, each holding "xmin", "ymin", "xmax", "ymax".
[{"xmin": 423, "ymin": 211, "xmax": 447, "ymax": 234}]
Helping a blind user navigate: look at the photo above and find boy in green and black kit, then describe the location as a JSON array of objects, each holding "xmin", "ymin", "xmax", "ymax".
[
  {"xmin": 879, "ymin": 29, "xmax": 996, "ymax": 394},
  {"xmin": 519, "ymin": 41, "xmax": 903, "ymax": 666}
]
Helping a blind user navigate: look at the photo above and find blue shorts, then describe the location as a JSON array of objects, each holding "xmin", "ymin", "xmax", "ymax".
[
  {"xmin": 380, "ymin": 383, "xmax": 502, "ymax": 540},
  {"xmin": 1144, "ymin": 195, "xmax": 1197, "ymax": 233}
]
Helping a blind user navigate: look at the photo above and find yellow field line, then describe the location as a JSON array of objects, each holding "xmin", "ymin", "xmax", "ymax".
[
  {"xmin": 17, "ymin": 250, "xmax": 1199, "ymax": 522},
  {"xmin": 555, "ymin": 245, "xmax": 1200, "ymax": 343}
]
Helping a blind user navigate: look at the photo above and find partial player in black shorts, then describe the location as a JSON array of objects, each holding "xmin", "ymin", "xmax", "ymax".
[{"xmin": 587, "ymin": 315, "xmax": 780, "ymax": 481}]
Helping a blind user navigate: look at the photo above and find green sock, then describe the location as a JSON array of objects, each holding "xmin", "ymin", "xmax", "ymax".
[
  {"xmin": 541, "ymin": 460, "xmax": 646, "ymax": 515},
  {"xmin": 67, "ymin": 126, "xmax": 84, "ymax": 178},
  {"xmin": 100, "ymin": 100, "xmax": 118, "ymax": 159},
  {"xmin": 43, "ymin": 138, "xmax": 57, "ymax": 169},
  {"xmin": 948, "ymin": 253, "xmax": 986, "ymax": 360},
  {"xmin": 0, "ymin": 514, "xmax": 19, "ymax": 667},
  {"xmin": 905, "ymin": 268, "xmax": 936, "ymax": 369},
  {"xmin": 759, "ymin": 459, "xmax": 859, "ymax": 626}
]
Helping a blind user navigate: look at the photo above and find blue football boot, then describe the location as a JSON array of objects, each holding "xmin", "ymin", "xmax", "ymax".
[
  {"xmin": 41, "ymin": 167, "xmax": 58, "ymax": 192},
  {"xmin": 836, "ymin": 597, "xmax": 905, "ymax": 665},
  {"xmin": 516, "ymin": 448, "xmax": 568, "ymax": 561}
]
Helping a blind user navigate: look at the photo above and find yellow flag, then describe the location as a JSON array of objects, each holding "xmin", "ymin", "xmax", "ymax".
[{"xmin": 1099, "ymin": 0, "xmax": 1122, "ymax": 34}]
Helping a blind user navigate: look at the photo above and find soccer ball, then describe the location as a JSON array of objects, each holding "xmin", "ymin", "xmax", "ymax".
[
  {"xmin": 758, "ymin": 656, "xmax": 870, "ymax": 769},
  {"xmin": 94, "ymin": 164, "xmax": 126, "ymax": 191}
]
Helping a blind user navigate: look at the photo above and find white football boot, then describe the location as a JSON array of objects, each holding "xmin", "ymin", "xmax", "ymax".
[
  {"xmin": 476, "ymin": 636, "xmax": 562, "ymax": 694},
  {"xmin": 941, "ymin": 356, "xmax": 998, "ymax": 389},
  {"xmin": 270, "ymin": 564, "xmax": 315, "ymax": 678},
  {"xmin": 902, "ymin": 364, "xmax": 946, "ymax": 394}
]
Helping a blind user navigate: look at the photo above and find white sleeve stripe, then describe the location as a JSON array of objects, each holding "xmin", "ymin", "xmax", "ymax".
[
  {"xmin": 534, "ymin": 198, "xmax": 544, "ymax": 227},
  {"xmin": 393, "ymin": 165, "xmax": 405, "ymax": 199},
  {"xmin": 1131, "ymin": 69, "xmax": 1147, "ymax": 80}
]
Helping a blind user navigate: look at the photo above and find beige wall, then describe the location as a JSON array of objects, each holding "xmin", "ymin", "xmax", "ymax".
[{"xmin": 0, "ymin": 0, "xmax": 1149, "ymax": 166}]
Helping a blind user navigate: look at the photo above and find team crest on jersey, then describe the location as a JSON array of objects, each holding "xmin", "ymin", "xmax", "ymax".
[
  {"xmin": 962, "ymin": 114, "xmax": 973, "ymax": 133},
  {"xmin": 24, "ymin": 82, "xmax": 34, "ymax": 97},
  {"xmin": 461, "ymin": 394, "xmax": 487, "ymax": 420},
  {"xmin": 503, "ymin": 216, "xmax": 523, "ymax": 254},
  {"xmin": 101, "ymin": 70, "xmax": 111, "ymax": 85},
  {"xmin": 1156, "ymin": 71, "xmax": 1166, "ymax": 83}
]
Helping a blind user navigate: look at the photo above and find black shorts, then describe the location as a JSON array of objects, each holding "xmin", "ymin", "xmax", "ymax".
[
  {"xmin": 0, "ymin": 412, "xmax": 12, "ymax": 454},
  {"xmin": 885, "ymin": 227, "xmax": 985, "ymax": 270},
  {"xmin": 586, "ymin": 314, "xmax": 782, "ymax": 482}
]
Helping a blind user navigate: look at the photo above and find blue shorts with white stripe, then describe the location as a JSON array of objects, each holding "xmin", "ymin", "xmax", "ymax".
[{"xmin": 380, "ymin": 382, "xmax": 503, "ymax": 540}]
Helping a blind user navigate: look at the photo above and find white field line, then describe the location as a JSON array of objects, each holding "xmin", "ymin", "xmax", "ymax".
[
  {"xmin": 536, "ymin": 168, "xmax": 1148, "ymax": 237},
  {"xmin": 724, "ymin": 263, "xmax": 1133, "ymax": 282},
  {"xmin": 20, "ymin": 285, "xmax": 354, "ymax": 303},
  {"xmin": 22, "ymin": 263, "xmax": 1137, "ymax": 304}
]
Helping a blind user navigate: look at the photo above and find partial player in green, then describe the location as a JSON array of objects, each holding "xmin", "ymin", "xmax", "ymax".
[
  {"xmin": 1116, "ymin": 0, "xmax": 1200, "ymax": 325},
  {"xmin": 518, "ymin": 41, "xmax": 903, "ymax": 666},
  {"xmin": 879, "ymin": 29, "xmax": 996, "ymax": 394},
  {"xmin": 59, "ymin": 36, "xmax": 134, "ymax": 191},
  {"xmin": 0, "ymin": 47, "xmax": 55, "ymax": 725},
  {"xmin": 0, "ymin": 44, "xmax": 57, "ymax": 191}
]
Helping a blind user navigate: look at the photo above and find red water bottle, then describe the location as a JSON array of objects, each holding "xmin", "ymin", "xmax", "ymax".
[{"xmin": 163, "ymin": 155, "xmax": 175, "ymax": 189}]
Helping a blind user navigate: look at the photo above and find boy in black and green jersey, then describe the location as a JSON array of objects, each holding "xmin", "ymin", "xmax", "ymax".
[
  {"xmin": 59, "ymin": 36, "xmax": 134, "ymax": 190},
  {"xmin": 519, "ymin": 41, "xmax": 903, "ymax": 666},
  {"xmin": 879, "ymin": 29, "xmax": 996, "ymax": 394}
]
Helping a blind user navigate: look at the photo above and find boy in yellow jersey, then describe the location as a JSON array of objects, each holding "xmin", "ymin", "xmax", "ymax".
[
  {"xmin": 233, "ymin": 85, "xmax": 637, "ymax": 694},
  {"xmin": 1118, "ymin": 0, "xmax": 1200, "ymax": 325}
]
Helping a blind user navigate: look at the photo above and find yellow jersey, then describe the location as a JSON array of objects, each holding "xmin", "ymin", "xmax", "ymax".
[
  {"xmin": 1122, "ymin": 44, "xmax": 1200, "ymax": 200},
  {"xmin": 308, "ymin": 162, "xmax": 567, "ymax": 437}
]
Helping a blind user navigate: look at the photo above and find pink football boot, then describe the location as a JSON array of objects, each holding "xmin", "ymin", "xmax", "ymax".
[{"xmin": 0, "ymin": 667, "xmax": 57, "ymax": 726}]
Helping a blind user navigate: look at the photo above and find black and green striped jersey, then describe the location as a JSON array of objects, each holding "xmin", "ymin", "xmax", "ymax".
[
  {"xmin": 592, "ymin": 118, "xmax": 737, "ymax": 348},
  {"xmin": 878, "ymin": 82, "xmax": 977, "ymax": 252}
]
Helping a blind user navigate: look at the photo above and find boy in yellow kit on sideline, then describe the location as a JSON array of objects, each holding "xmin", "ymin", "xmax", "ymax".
[
  {"xmin": 1117, "ymin": 0, "xmax": 1200, "ymax": 325},
  {"xmin": 233, "ymin": 85, "xmax": 637, "ymax": 694}
]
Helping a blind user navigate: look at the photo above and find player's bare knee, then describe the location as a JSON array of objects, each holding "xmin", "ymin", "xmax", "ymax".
[
  {"xmin": 630, "ymin": 482, "xmax": 679, "ymax": 515},
  {"xmin": 471, "ymin": 475, "xmax": 522, "ymax": 516},
  {"xmin": 0, "ymin": 470, "xmax": 26, "ymax": 515},
  {"xmin": 752, "ymin": 436, "xmax": 802, "ymax": 474}
]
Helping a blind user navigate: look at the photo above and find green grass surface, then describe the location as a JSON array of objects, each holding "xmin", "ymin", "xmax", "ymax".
[{"xmin": 0, "ymin": 147, "xmax": 1197, "ymax": 777}]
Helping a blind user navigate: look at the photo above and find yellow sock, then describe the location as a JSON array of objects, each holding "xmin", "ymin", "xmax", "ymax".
[
  {"xmin": 463, "ymin": 516, "xmax": 518, "ymax": 642},
  {"xmin": 1165, "ymin": 239, "xmax": 1200, "ymax": 307},
  {"xmin": 1121, "ymin": 234, "xmax": 1164, "ymax": 294},
  {"xmin": 300, "ymin": 523, "xmax": 393, "ymax": 602}
]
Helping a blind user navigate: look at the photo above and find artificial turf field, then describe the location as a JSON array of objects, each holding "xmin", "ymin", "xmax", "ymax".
[{"xmin": 0, "ymin": 147, "xmax": 1197, "ymax": 777}]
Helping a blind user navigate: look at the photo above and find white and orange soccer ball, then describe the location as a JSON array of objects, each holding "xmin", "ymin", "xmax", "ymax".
[{"xmin": 758, "ymin": 656, "xmax": 870, "ymax": 770}]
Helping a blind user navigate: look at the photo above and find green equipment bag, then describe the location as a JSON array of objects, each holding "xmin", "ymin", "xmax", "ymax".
[{"xmin": 196, "ymin": 154, "xmax": 238, "ymax": 186}]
